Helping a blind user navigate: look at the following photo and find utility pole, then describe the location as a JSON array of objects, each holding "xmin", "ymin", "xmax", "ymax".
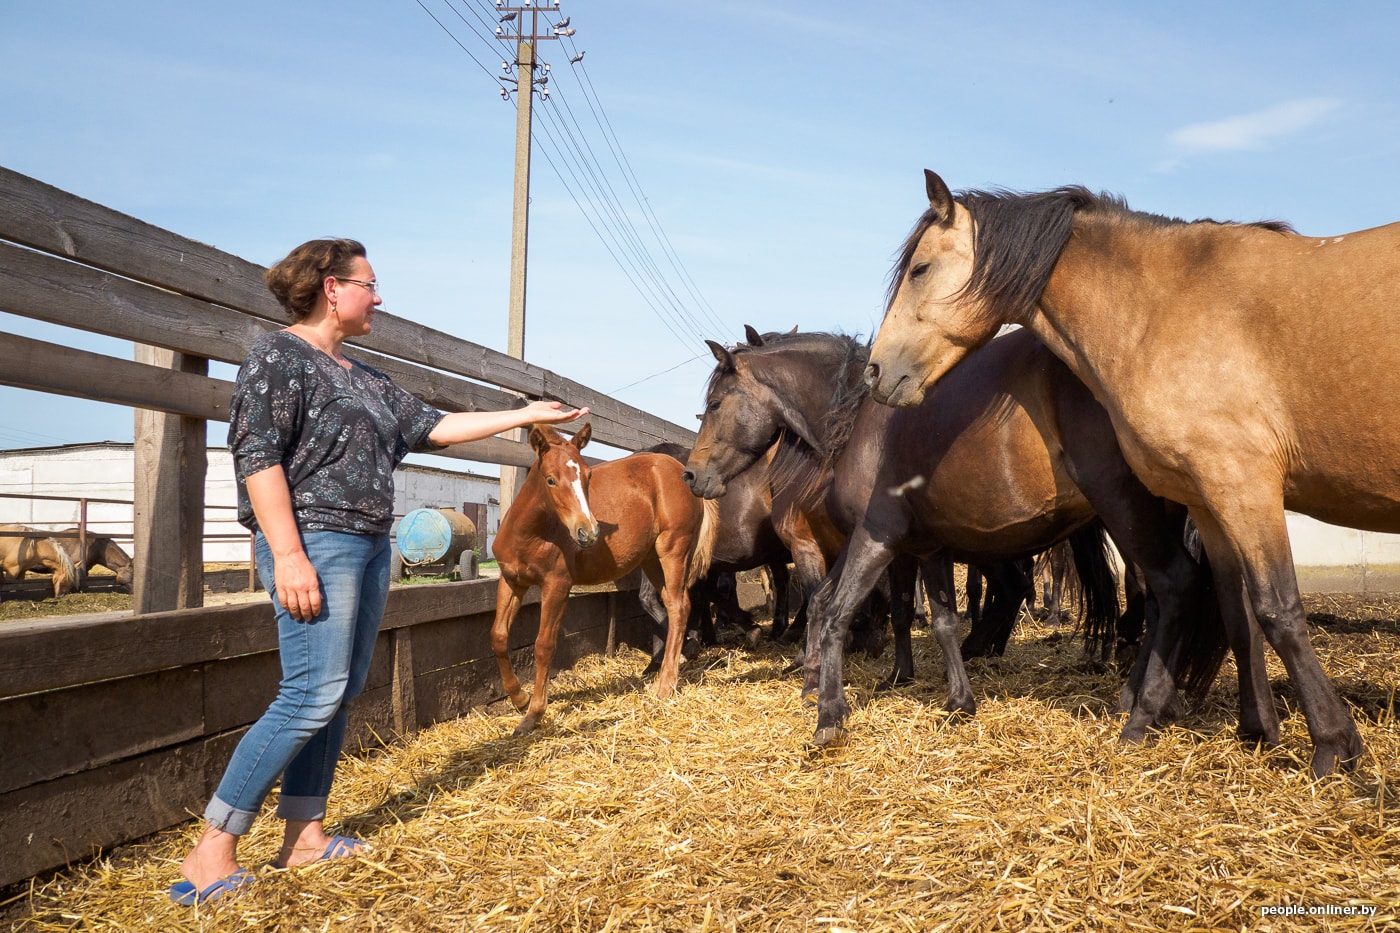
[{"xmin": 494, "ymin": 1, "xmax": 571, "ymax": 521}]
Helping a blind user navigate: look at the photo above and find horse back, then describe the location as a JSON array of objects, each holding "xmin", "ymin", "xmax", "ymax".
[
  {"xmin": 573, "ymin": 453, "xmax": 704, "ymax": 585},
  {"xmin": 837, "ymin": 329, "xmax": 1093, "ymax": 555}
]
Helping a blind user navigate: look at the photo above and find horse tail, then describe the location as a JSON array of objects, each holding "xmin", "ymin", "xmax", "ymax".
[
  {"xmin": 47, "ymin": 538, "xmax": 79, "ymax": 595},
  {"xmin": 1173, "ymin": 548, "xmax": 1230, "ymax": 700},
  {"xmin": 685, "ymin": 498, "xmax": 721, "ymax": 589},
  {"xmin": 1065, "ymin": 519, "xmax": 1120, "ymax": 661}
]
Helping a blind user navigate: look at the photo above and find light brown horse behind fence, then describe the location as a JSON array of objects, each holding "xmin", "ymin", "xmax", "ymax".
[
  {"xmin": 51, "ymin": 528, "xmax": 135, "ymax": 590},
  {"xmin": 0, "ymin": 525, "xmax": 80, "ymax": 598},
  {"xmin": 490, "ymin": 423, "xmax": 719, "ymax": 735}
]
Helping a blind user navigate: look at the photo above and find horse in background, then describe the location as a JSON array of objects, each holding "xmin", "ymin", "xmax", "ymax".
[
  {"xmin": 491, "ymin": 423, "xmax": 719, "ymax": 735},
  {"xmin": 687, "ymin": 328, "xmax": 1222, "ymax": 749},
  {"xmin": 0, "ymin": 525, "xmax": 80, "ymax": 598},
  {"xmin": 52, "ymin": 529, "xmax": 135, "ymax": 591}
]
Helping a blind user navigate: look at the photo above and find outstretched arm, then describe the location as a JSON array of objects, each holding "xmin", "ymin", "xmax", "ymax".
[{"xmin": 428, "ymin": 400, "xmax": 589, "ymax": 447}]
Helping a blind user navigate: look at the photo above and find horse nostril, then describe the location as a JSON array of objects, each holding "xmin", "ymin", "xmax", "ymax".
[
  {"xmin": 681, "ymin": 469, "xmax": 696, "ymax": 488},
  {"xmin": 863, "ymin": 362, "xmax": 881, "ymax": 387}
]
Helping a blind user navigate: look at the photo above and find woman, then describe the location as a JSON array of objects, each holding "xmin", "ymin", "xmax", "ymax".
[{"xmin": 172, "ymin": 238, "xmax": 587, "ymax": 905}]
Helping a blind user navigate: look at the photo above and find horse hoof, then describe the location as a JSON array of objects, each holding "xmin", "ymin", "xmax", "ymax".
[
  {"xmin": 945, "ymin": 697, "xmax": 976, "ymax": 717},
  {"xmin": 1118, "ymin": 723, "xmax": 1148, "ymax": 745},
  {"xmin": 654, "ymin": 681, "xmax": 677, "ymax": 700},
  {"xmin": 1310, "ymin": 737, "xmax": 1365, "ymax": 778},
  {"xmin": 810, "ymin": 725, "xmax": 847, "ymax": 749},
  {"xmin": 512, "ymin": 715, "xmax": 539, "ymax": 736}
]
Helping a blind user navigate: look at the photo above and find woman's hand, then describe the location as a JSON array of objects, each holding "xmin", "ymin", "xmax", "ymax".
[
  {"xmin": 273, "ymin": 549, "xmax": 322, "ymax": 621},
  {"xmin": 522, "ymin": 400, "xmax": 589, "ymax": 423}
]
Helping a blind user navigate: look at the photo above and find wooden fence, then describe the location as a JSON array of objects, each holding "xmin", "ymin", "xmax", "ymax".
[{"xmin": 0, "ymin": 166, "xmax": 694, "ymax": 888}]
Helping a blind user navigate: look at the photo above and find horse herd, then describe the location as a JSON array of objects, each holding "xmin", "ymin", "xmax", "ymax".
[
  {"xmin": 489, "ymin": 168, "xmax": 1400, "ymax": 782},
  {"xmin": 0, "ymin": 524, "xmax": 133, "ymax": 598}
]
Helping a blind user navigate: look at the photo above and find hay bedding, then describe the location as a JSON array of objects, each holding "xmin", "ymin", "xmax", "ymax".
[{"xmin": 8, "ymin": 596, "xmax": 1400, "ymax": 932}]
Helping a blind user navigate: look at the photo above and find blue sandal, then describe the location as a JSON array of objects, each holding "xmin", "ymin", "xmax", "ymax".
[
  {"xmin": 272, "ymin": 834, "xmax": 369, "ymax": 869},
  {"xmin": 168, "ymin": 867, "xmax": 254, "ymax": 906}
]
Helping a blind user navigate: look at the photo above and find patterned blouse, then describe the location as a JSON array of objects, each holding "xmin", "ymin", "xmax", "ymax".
[{"xmin": 228, "ymin": 331, "xmax": 445, "ymax": 535}]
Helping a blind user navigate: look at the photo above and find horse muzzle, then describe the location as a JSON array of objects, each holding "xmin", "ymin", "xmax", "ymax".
[
  {"xmin": 574, "ymin": 524, "xmax": 599, "ymax": 549},
  {"xmin": 864, "ymin": 361, "xmax": 925, "ymax": 408},
  {"xmin": 681, "ymin": 467, "xmax": 726, "ymax": 500}
]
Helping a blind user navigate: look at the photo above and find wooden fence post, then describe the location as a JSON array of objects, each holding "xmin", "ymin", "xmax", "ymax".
[{"xmin": 133, "ymin": 346, "xmax": 208, "ymax": 613}]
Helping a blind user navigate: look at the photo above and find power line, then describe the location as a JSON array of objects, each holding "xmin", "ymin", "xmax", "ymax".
[{"xmin": 412, "ymin": 0, "xmax": 735, "ymax": 354}]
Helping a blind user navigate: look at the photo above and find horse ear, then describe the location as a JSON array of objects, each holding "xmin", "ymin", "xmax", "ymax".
[
  {"xmin": 706, "ymin": 339, "xmax": 736, "ymax": 371},
  {"xmin": 925, "ymin": 169, "xmax": 955, "ymax": 227},
  {"xmin": 572, "ymin": 422, "xmax": 592, "ymax": 451},
  {"xmin": 529, "ymin": 424, "xmax": 551, "ymax": 457},
  {"xmin": 743, "ymin": 324, "xmax": 763, "ymax": 347},
  {"xmin": 787, "ymin": 325, "xmax": 798, "ymax": 335}
]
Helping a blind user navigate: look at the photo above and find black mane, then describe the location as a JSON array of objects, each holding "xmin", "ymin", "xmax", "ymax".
[
  {"xmin": 720, "ymin": 331, "xmax": 869, "ymax": 505},
  {"xmin": 886, "ymin": 185, "xmax": 1295, "ymax": 324}
]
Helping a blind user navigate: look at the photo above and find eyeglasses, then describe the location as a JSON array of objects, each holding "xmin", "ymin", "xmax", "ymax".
[{"xmin": 335, "ymin": 277, "xmax": 380, "ymax": 296}]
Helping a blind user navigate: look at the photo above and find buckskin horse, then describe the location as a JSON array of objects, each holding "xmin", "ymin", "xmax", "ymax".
[
  {"xmin": 491, "ymin": 423, "xmax": 719, "ymax": 735},
  {"xmin": 865, "ymin": 169, "xmax": 1396, "ymax": 775},
  {"xmin": 0, "ymin": 525, "xmax": 80, "ymax": 598},
  {"xmin": 684, "ymin": 328, "xmax": 1222, "ymax": 748},
  {"xmin": 52, "ymin": 528, "xmax": 135, "ymax": 590}
]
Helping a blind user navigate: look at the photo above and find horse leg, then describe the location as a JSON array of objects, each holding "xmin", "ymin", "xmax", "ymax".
[
  {"xmin": 812, "ymin": 532, "xmax": 897, "ymax": 747},
  {"xmin": 650, "ymin": 554, "xmax": 693, "ymax": 700},
  {"xmin": 1188, "ymin": 510, "xmax": 1281, "ymax": 748},
  {"xmin": 637, "ymin": 573, "xmax": 670, "ymax": 675},
  {"xmin": 789, "ymin": 538, "xmax": 830, "ymax": 668},
  {"xmin": 768, "ymin": 562, "xmax": 792, "ymax": 640},
  {"xmin": 490, "ymin": 576, "xmax": 532, "ymax": 712},
  {"xmin": 964, "ymin": 564, "xmax": 983, "ymax": 623},
  {"xmin": 920, "ymin": 554, "xmax": 976, "ymax": 715},
  {"xmin": 513, "ymin": 578, "xmax": 571, "ymax": 736},
  {"xmin": 962, "ymin": 561, "xmax": 1030, "ymax": 657},
  {"xmin": 877, "ymin": 554, "xmax": 919, "ymax": 690},
  {"xmin": 1193, "ymin": 499, "xmax": 1360, "ymax": 776}
]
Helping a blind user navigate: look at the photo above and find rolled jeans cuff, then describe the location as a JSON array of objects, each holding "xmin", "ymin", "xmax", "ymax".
[
  {"xmin": 277, "ymin": 794, "xmax": 329, "ymax": 823},
  {"xmin": 204, "ymin": 794, "xmax": 258, "ymax": 837}
]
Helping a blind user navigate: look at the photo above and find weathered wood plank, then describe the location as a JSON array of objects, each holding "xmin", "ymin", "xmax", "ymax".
[
  {"xmin": 0, "ymin": 730, "xmax": 243, "ymax": 891},
  {"xmin": 0, "ymin": 331, "xmax": 233, "ymax": 419},
  {"xmin": 0, "ymin": 579, "xmax": 639, "ymax": 700},
  {"xmin": 132, "ymin": 345, "xmax": 207, "ymax": 613},
  {"xmin": 0, "ymin": 240, "xmax": 681, "ymax": 454},
  {"xmin": 0, "ymin": 166, "xmax": 695, "ymax": 450},
  {"xmin": 0, "ymin": 332, "xmax": 539, "ymax": 467},
  {"xmin": 0, "ymin": 666, "xmax": 204, "ymax": 795}
]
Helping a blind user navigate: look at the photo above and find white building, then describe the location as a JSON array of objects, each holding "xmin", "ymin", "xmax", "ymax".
[{"xmin": 0, "ymin": 443, "xmax": 503, "ymax": 563}]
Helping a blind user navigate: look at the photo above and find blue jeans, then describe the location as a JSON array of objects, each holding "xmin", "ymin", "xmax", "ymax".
[{"xmin": 204, "ymin": 530, "xmax": 390, "ymax": 835}]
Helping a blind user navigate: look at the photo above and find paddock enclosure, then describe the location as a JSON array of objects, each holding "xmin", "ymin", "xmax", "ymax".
[
  {"xmin": 0, "ymin": 167, "xmax": 693, "ymax": 890},
  {"xmin": 6, "ymin": 597, "xmax": 1399, "ymax": 931}
]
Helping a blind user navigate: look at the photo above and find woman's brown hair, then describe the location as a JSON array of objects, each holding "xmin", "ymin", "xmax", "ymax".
[{"xmin": 264, "ymin": 238, "xmax": 367, "ymax": 322}]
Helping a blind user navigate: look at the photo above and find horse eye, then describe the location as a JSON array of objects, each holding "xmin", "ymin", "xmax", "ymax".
[
  {"xmin": 706, "ymin": 399, "xmax": 720, "ymax": 412},
  {"xmin": 910, "ymin": 262, "xmax": 930, "ymax": 279},
  {"xmin": 546, "ymin": 476, "xmax": 557, "ymax": 486}
]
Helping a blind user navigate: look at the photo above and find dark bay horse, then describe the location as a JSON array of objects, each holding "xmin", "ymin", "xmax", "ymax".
[
  {"xmin": 491, "ymin": 423, "xmax": 719, "ymax": 735},
  {"xmin": 0, "ymin": 525, "xmax": 80, "ymax": 598},
  {"xmin": 686, "ymin": 329, "xmax": 1222, "ymax": 748},
  {"xmin": 865, "ymin": 170, "xmax": 1397, "ymax": 775}
]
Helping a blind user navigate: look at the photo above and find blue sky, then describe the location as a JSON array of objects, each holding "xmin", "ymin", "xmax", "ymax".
[{"xmin": 3, "ymin": 1, "xmax": 1399, "ymax": 466}]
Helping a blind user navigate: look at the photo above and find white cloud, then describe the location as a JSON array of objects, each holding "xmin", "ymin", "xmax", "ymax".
[{"xmin": 1168, "ymin": 97, "xmax": 1343, "ymax": 153}]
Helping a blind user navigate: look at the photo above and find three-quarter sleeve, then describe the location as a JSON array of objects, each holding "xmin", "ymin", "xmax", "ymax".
[{"xmin": 227, "ymin": 337, "xmax": 304, "ymax": 481}]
